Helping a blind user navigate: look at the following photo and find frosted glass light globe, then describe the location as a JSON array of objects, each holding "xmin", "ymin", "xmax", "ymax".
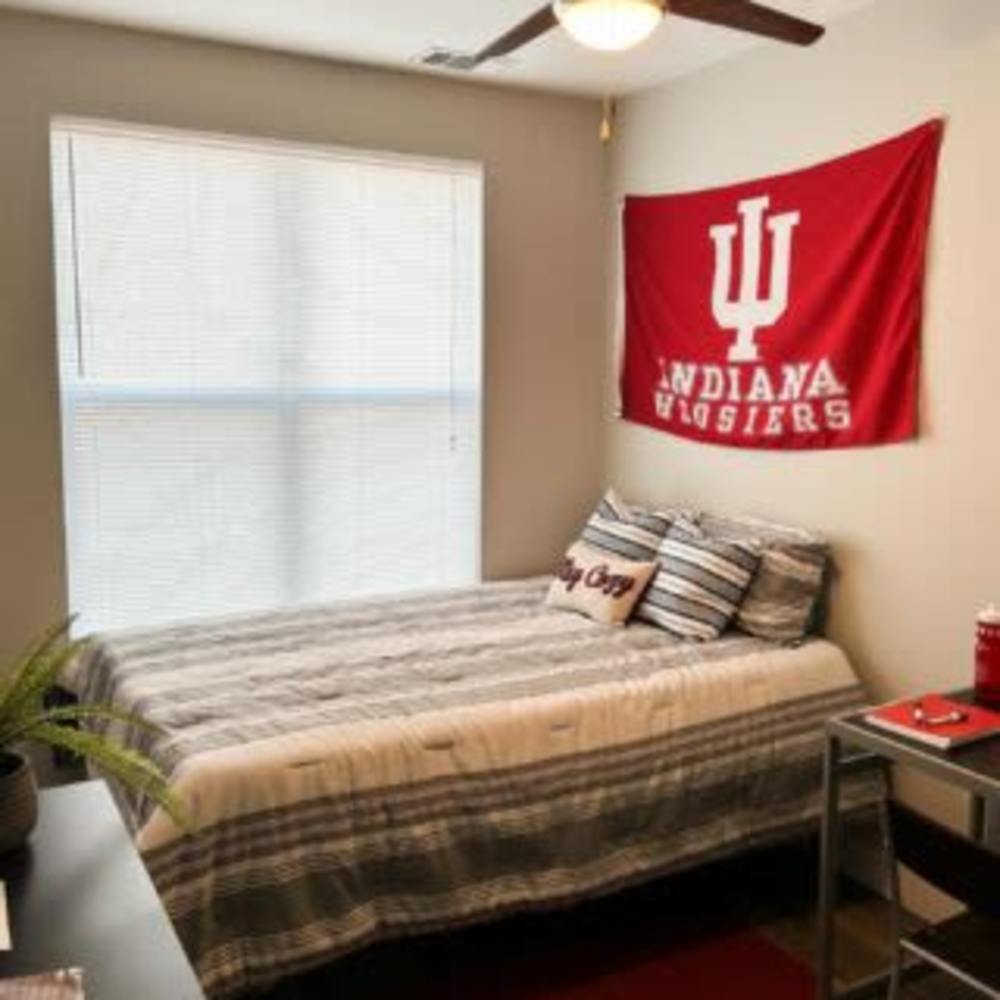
[{"xmin": 554, "ymin": 0, "xmax": 663, "ymax": 52}]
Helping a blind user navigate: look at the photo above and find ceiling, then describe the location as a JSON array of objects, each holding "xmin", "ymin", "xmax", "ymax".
[{"xmin": 0, "ymin": 0, "xmax": 877, "ymax": 96}]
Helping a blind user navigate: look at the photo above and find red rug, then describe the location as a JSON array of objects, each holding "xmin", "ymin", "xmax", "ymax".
[{"xmin": 419, "ymin": 926, "xmax": 815, "ymax": 1000}]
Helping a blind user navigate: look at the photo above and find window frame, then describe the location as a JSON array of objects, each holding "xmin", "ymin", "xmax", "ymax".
[{"xmin": 50, "ymin": 116, "xmax": 486, "ymax": 630}]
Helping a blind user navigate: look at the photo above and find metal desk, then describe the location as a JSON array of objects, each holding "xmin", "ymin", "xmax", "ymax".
[{"xmin": 818, "ymin": 691, "xmax": 1000, "ymax": 1000}]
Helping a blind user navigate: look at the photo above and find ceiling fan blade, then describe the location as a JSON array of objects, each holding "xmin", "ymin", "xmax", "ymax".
[
  {"xmin": 473, "ymin": 4, "xmax": 559, "ymax": 65},
  {"xmin": 666, "ymin": 0, "xmax": 825, "ymax": 46}
]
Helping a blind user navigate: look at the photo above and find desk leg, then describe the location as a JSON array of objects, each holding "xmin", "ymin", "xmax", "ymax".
[
  {"xmin": 818, "ymin": 733, "xmax": 841, "ymax": 1000},
  {"xmin": 970, "ymin": 795, "xmax": 986, "ymax": 843}
]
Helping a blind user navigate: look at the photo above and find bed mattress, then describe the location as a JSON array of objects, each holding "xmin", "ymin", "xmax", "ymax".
[{"xmin": 65, "ymin": 577, "xmax": 878, "ymax": 997}]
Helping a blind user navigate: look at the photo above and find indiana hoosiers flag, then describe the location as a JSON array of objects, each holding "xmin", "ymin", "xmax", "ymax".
[{"xmin": 620, "ymin": 120, "xmax": 943, "ymax": 450}]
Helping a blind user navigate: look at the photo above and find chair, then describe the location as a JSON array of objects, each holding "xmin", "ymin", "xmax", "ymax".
[{"xmin": 885, "ymin": 799, "xmax": 1000, "ymax": 999}]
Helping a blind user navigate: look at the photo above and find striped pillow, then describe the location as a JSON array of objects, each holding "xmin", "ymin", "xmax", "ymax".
[
  {"xmin": 636, "ymin": 520, "xmax": 760, "ymax": 641},
  {"xmin": 735, "ymin": 544, "xmax": 829, "ymax": 641},
  {"xmin": 579, "ymin": 489, "xmax": 674, "ymax": 563},
  {"xmin": 698, "ymin": 513, "xmax": 830, "ymax": 642}
]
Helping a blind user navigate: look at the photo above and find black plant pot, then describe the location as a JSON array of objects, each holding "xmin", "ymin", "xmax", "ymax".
[{"xmin": 0, "ymin": 752, "xmax": 38, "ymax": 854}]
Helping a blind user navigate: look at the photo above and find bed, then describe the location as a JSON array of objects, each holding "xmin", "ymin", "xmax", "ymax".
[{"xmin": 64, "ymin": 577, "xmax": 880, "ymax": 998}]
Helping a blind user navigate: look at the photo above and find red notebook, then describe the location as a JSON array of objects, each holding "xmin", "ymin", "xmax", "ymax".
[{"xmin": 865, "ymin": 693, "xmax": 1000, "ymax": 750}]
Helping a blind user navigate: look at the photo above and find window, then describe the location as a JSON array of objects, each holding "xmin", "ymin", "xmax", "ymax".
[{"xmin": 51, "ymin": 120, "xmax": 483, "ymax": 633}]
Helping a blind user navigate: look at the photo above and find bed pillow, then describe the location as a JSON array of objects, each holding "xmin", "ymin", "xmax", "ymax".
[
  {"xmin": 635, "ymin": 520, "xmax": 760, "ymax": 641},
  {"xmin": 698, "ymin": 512, "xmax": 830, "ymax": 642},
  {"xmin": 546, "ymin": 542, "xmax": 657, "ymax": 626},
  {"xmin": 579, "ymin": 488, "xmax": 675, "ymax": 563}
]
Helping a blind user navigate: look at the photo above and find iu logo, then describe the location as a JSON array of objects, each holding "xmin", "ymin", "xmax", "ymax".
[{"xmin": 709, "ymin": 196, "xmax": 801, "ymax": 363}]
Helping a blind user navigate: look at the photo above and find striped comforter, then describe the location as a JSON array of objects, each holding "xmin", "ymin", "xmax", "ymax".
[{"xmin": 65, "ymin": 578, "xmax": 878, "ymax": 998}]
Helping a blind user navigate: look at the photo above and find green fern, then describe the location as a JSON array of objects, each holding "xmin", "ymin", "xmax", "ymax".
[{"xmin": 0, "ymin": 618, "xmax": 188, "ymax": 829}]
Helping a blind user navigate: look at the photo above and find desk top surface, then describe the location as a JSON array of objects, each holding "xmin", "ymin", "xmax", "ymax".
[
  {"xmin": 831, "ymin": 690, "xmax": 1000, "ymax": 798},
  {"xmin": 0, "ymin": 780, "xmax": 204, "ymax": 1000}
]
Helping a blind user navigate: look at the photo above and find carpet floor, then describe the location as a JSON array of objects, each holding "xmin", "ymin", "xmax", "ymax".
[{"xmin": 414, "ymin": 925, "xmax": 816, "ymax": 1000}]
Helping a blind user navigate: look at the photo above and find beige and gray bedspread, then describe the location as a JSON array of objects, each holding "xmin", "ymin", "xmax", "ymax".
[{"xmin": 64, "ymin": 578, "xmax": 878, "ymax": 997}]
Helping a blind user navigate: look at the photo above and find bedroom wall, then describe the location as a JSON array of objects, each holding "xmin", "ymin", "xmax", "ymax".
[
  {"xmin": 610, "ymin": 0, "xmax": 1000, "ymax": 706},
  {"xmin": 0, "ymin": 11, "xmax": 607, "ymax": 664},
  {"xmin": 608, "ymin": 0, "xmax": 1000, "ymax": 845}
]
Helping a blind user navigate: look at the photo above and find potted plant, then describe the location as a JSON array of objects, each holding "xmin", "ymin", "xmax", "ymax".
[{"xmin": 0, "ymin": 619, "xmax": 183, "ymax": 853}]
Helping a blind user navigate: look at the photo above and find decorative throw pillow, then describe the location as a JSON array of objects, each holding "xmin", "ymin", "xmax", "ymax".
[
  {"xmin": 579, "ymin": 488, "xmax": 676, "ymax": 563},
  {"xmin": 698, "ymin": 512, "xmax": 830, "ymax": 642},
  {"xmin": 635, "ymin": 520, "xmax": 760, "ymax": 641},
  {"xmin": 546, "ymin": 542, "xmax": 658, "ymax": 626}
]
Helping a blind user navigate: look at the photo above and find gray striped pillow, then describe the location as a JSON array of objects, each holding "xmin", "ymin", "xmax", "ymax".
[
  {"xmin": 636, "ymin": 520, "xmax": 760, "ymax": 640},
  {"xmin": 735, "ymin": 544, "xmax": 828, "ymax": 641},
  {"xmin": 579, "ymin": 489, "xmax": 674, "ymax": 563},
  {"xmin": 698, "ymin": 513, "xmax": 830, "ymax": 642}
]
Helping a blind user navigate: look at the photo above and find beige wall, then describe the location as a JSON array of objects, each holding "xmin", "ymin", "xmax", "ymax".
[
  {"xmin": 608, "ymin": 0, "xmax": 1000, "ymax": 872},
  {"xmin": 0, "ymin": 10, "xmax": 608, "ymax": 658},
  {"xmin": 610, "ymin": 0, "xmax": 1000, "ymax": 703}
]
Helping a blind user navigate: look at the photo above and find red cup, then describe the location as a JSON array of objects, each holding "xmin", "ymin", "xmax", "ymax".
[{"xmin": 975, "ymin": 607, "xmax": 1000, "ymax": 707}]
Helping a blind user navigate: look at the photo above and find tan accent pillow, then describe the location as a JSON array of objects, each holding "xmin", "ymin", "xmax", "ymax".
[{"xmin": 546, "ymin": 542, "xmax": 657, "ymax": 626}]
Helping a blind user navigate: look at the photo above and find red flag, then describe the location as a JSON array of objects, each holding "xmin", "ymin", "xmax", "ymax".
[{"xmin": 620, "ymin": 120, "xmax": 943, "ymax": 450}]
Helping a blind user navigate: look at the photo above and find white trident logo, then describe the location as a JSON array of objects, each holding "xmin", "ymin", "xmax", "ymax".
[{"xmin": 709, "ymin": 196, "xmax": 801, "ymax": 364}]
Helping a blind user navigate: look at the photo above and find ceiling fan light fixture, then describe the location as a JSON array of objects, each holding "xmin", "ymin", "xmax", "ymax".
[{"xmin": 553, "ymin": 0, "xmax": 663, "ymax": 52}]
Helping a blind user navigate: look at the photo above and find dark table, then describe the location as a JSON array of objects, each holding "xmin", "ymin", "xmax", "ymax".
[{"xmin": 0, "ymin": 780, "xmax": 204, "ymax": 999}]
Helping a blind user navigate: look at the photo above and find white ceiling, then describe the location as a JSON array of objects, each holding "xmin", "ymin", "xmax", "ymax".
[{"xmin": 0, "ymin": 0, "xmax": 876, "ymax": 96}]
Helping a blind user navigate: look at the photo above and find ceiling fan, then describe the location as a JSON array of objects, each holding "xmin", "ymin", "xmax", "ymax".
[{"xmin": 466, "ymin": 0, "xmax": 825, "ymax": 66}]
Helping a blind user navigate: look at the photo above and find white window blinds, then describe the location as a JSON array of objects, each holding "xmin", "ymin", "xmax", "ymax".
[{"xmin": 50, "ymin": 120, "xmax": 483, "ymax": 633}]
